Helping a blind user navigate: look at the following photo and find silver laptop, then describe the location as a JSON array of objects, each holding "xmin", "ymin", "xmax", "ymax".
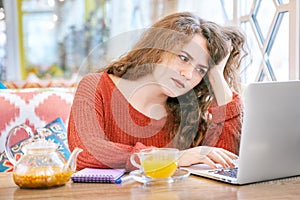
[{"xmin": 184, "ymin": 81, "xmax": 300, "ymax": 185}]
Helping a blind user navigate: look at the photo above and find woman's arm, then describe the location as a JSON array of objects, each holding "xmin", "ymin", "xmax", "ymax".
[
  {"xmin": 204, "ymin": 92, "xmax": 243, "ymax": 154},
  {"xmin": 178, "ymin": 93, "xmax": 243, "ymax": 169},
  {"xmin": 67, "ymin": 73, "xmax": 150, "ymax": 171},
  {"xmin": 68, "ymin": 108, "xmax": 148, "ymax": 171}
]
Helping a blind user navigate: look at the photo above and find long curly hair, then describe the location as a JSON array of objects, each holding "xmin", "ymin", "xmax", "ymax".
[{"xmin": 102, "ymin": 12, "xmax": 247, "ymax": 150}]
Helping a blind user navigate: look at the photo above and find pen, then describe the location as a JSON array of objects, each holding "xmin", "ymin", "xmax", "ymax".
[{"xmin": 115, "ymin": 175, "xmax": 133, "ymax": 184}]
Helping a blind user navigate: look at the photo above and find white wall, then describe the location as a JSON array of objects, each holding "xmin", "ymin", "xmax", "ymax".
[{"xmin": 3, "ymin": 0, "xmax": 21, "ymax": 81}]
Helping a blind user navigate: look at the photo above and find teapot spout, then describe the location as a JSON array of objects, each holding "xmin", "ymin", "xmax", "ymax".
[{"xmin": 64, "ymin": 147, "xmax": 83, "ymax": 172}]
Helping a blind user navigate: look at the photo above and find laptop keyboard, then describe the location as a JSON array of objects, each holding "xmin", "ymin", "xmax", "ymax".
[{"xmin": 211, "ymin": 167, "xmax": 238, "ymax": 178}]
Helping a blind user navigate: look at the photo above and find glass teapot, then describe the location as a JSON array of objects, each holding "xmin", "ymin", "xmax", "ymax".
[{"xmin": 4, "ymin": 124, "xmax": 83, "ymax": 189}]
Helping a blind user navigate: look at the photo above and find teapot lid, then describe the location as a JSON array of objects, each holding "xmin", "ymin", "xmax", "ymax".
[{"xmin": 22, "ymin": 139, "xmax": 58, "ymax": 151}]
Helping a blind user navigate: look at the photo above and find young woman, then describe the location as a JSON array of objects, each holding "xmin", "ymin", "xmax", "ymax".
[{"xmin": 68, "ymin": 12, "xmax": 247, "ymax": 170}]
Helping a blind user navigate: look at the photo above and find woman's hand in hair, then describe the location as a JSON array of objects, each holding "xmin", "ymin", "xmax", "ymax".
[
  {"xmin": 178, "ymin": 146, "xmax": 238, "ymax": 169},
  {"xmin": 208, "ymin": 42, "xmax": 233, "ymax": 106},
  {"xmin": 211, "ymin": 43, "xmax": 232, "ymax": 73}
]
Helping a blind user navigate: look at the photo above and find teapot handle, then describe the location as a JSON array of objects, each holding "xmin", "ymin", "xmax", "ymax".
[{"xmin": 4, "ymin": 124, "xmax": 34, "ymax": 166}]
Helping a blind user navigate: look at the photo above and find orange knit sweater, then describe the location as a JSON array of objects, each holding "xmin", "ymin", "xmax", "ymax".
[{"xmin": 68, "ymin": 72, "xmax": 243, "ymax": 170}]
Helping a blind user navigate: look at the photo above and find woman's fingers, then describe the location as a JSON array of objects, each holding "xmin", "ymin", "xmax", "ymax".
[
  {"xmin": 201, "ymin": 156, "xmax": 219, "ymax": 169},
  {"xmin": 208, "ymin": 149, "xmax": 236, "ymax": 168},
  {"xmin": 202, "ymin": 147, "xmax": 238, "ymax": 168},
  {"xmin": 206, "ymin": 149, "xmax": 228, "ymax": 168},
  {"xmin": 178, "ymin": 146, "xmax": 239, "ymax": 168},
  {"xmin": 220, "ymin": 148, "xmax": 238, "ymax": 159},
  {"xmin": 219, "ymin": 150, "xmax": 236, "ymax": 168}
]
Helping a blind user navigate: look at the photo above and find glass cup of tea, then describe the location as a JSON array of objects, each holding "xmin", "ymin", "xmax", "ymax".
[{"xmin": 130, "ymin": 148, "xmax": 180, "ymax": 179}]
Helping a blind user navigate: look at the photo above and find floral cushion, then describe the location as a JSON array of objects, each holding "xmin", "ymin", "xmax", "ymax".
[
  {"xmin": 0, "ymin": 87, "xmax": 74, "ymax": 153},
  {"xmin": 0, "ymin": 82, "xmax": 7, "ymax": 89},
  {"xmin": 0, "ymin": 118, "xmax": 71, "ymax": 172}
]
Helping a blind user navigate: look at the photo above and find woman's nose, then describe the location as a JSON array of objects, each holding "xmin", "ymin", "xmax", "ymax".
[{"xmin": 180, "ymin": 66, "xmax": 194, "ymax": 80}]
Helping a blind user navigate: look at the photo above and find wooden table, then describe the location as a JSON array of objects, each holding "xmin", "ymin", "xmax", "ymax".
[{"xmin": 1, "ymin": 172, "xmax": 300, "ymax": 200}]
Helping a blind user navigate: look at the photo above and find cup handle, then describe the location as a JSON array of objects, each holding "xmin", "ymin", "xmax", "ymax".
[
  {"xmin": 4, "ymin": 124, "xmax": 34, "ymax": 166},
  {"xmin": 130, "ymin": 153, "xmax": 141, "ymax": 169}
]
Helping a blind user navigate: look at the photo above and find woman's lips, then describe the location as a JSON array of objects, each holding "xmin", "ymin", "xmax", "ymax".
[{"xmin": 171, "ymin": 78, "xmax": 185, "ymax": 88}]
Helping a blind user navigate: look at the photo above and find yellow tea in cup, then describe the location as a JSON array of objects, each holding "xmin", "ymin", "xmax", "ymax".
[
  {"xmin": 142, "ymin": 157, "xmax": 177, "ymax": 178},
  {"xmin": 130, "ymin": 148, "xmax": 179, "ymax": 179}
]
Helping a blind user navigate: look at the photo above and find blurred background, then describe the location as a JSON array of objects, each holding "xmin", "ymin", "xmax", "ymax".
[{"xmin": 0, "ymin": 0, "xmax": 298, "ymax": 86}]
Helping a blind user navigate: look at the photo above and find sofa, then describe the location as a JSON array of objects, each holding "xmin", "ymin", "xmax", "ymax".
[{"xmin": 0, "ymin": 87, "xmax": 75, "ymax": 172}]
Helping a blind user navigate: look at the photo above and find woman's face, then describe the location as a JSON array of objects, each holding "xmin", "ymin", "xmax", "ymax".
[{"xmin": 153, "ymin": 34, "xmax": 210, "ymax": 97}]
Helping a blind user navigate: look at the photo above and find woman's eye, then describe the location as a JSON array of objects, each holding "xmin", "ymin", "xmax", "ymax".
[
  {"xmin": 178, "ymin": 55, "xmax": 189, "ymax": 63},
  {"xmin": 195, "ymin": 67, "xmax": 207, "ymax": 74}
]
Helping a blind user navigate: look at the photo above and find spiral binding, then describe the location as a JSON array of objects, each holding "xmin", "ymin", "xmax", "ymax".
[{"xmin": 72, "ymin": 174, "xmax": 115, "ymax": 183}]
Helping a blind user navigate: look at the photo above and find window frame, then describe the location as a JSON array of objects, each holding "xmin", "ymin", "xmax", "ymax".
[{"xmin": 232, "ymin": 0, "xmax": 300, "ymax": 84}]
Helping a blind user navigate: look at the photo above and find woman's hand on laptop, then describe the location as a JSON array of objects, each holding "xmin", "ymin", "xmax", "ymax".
[{"xmin": 178, "ymin": 146, "xmax": 238, "ymax": 169}]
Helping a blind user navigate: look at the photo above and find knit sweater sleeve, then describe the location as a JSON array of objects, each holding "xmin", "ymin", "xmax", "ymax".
[
  {"xmin": 67, "ymin": 73, "xmax": 150, "ymax": 171},
  {"xmin": 203, "ymin": 92, "xmax": 244, "ymax": 155}
]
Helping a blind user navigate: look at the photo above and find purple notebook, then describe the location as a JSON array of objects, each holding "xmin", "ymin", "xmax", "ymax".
[{"xmin": 71, "ymin": 168, "xmax": 126, "ymax": 183}]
